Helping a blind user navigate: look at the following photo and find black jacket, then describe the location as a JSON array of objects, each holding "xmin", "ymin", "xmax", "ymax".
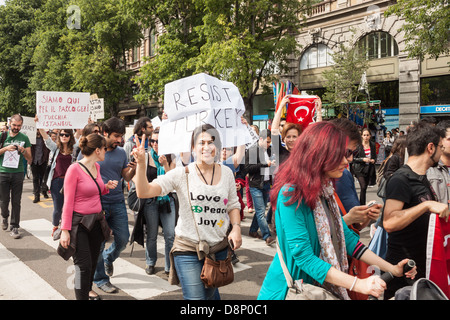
[
  {"xmin": 352, "ymin": 141, "xmax": 376, "ymax": 177},
  {"xmin": 243, "ymin": 143, "xmax": 272, "ymax": 189}
]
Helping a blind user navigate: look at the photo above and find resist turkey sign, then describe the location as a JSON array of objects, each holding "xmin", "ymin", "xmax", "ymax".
[{"xmin": 159, "ymin": 73, "xmax": 251, "ymax": 155}]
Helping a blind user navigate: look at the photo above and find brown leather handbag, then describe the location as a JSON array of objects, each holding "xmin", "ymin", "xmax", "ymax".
[
  {"xmin": 185, "ymin": 166, "xmax": 234, "ymax": 288},
  {"xmin": 200, "ymin": 249, "xmax": 234, "ymax": 288}
]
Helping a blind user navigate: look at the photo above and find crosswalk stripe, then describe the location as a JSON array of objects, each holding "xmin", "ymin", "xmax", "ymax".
[
  {"xmin": 20, "ymin": 218, "xmax": 180, "ymax": 300},
  {"xmin": 8, "ymin": 217, "xmax": 271, "ymax": 300},
  {"xmin": 0, "ymin": 242, "xmax": 66, "ymax": 300}
]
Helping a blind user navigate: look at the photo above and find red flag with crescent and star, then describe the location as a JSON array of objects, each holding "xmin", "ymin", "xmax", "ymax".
[{"xmin": 285, "ymin": 95, "xmax": 317, "ymax": 128}]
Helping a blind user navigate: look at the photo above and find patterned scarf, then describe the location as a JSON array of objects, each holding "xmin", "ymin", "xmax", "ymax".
[
  {"xmin": 313, "ymin": 181, "xmax": 350, "ymax": 300},
  {"xmin": 150, "ymin": 148, "xmax": 170, "ymax": 204}
]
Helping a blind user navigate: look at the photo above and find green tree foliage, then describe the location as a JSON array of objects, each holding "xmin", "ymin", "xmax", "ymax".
[
  {"xmin": 385, "ymin": 0, "xmax": 450, "ymax": 61},
  {"xmin": 0, "ymin": 0, "xmax": 142, "ymax": 119},
  {"xmin": 322, "ymin": 40, "xmax": 370, "ymax": 119},
  {"xmin": 127, "ymin": 0, "xmax": 312, "ymax": 120},
  {"xmin": 0, "ymin": 0, "xmax": 43, "ymax": 117}
]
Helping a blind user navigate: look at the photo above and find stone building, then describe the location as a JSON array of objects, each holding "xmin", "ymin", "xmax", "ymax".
[
  {"xmin": 118, "ymin": 0, "xmax": 449, "ymax": 130},
  {"xmin": 277, "ymin": 0, "xmax": 450, "ymax": 130}
]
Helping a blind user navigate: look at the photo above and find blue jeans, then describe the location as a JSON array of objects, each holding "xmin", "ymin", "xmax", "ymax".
[
  {"xmin": 50, "ymin": 177, "xmax": 65, "ymax": 227},
  {"xmin": 173, "ymin": 249, "xmax": 227, "ymax": 300},
  {"xmin": 143, "ymin": 197, "xmax": 176, "ymax": 272},
  {"xmin": 93, "ymin": 200, "xmax": 130, "ymax": 287},
  {"xmin": 249, "ymin": 182, "xmax": 271, "ymax": 240}
]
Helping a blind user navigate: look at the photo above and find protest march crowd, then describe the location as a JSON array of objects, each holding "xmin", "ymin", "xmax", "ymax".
[{"xmin": 0, "ymin": 77, "xmax": 449, "ymax": 301}]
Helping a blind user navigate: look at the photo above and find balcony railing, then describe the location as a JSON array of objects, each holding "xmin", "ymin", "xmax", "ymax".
[{"xmin": 310, "ymin": 0, "xmax": 333, "ymax": 17}]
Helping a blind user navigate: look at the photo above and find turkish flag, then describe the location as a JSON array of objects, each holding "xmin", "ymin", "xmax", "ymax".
[
  {"xmin": 426, "ymin": 214, "xmax": 450, "ymax": 298},
  {"xmin": 285, "ymin": 95, "xmax": 317, "ymax": 128}
]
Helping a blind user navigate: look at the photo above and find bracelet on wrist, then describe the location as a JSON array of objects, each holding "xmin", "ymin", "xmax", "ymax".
[{"xmin": 349, "ymin": 276, "xmax": 358, "ymax": 291}]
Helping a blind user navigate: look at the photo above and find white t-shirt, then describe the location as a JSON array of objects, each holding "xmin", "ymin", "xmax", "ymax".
[{"xmin": 154, "ymin": 162, "xmax": 240, "ymax": 246}]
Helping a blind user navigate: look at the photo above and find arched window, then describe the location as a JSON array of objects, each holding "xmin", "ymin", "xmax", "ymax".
[
  {"xmin": 358, "ymin": 32, "xmax": 398, "ymax": 59},
  {"xmin": 300, "ymin": 44, "xmax": 334, "ymax": 70}
]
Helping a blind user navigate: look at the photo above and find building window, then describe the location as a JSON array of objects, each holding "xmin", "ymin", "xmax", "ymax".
[
  {"xmin": 149, "ymin": 30, "xmax": 156, "ymax": 57},
  {"xmin": 359, "ymin": 32, "xmax": 398, "ymax": 60},
  {"xmin": 300, "ymin": 44, "xmax": 334, "ymax": 70},
  {"xmin": 421, "ymin": 75, "xmax": 450, "ymax": 106},
  {"xmin": 131, "ymin": 46, "xmax": 140, "ymax": 63}
]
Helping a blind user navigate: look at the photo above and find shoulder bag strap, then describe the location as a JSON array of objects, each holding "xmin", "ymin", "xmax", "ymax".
[
  {"xmin": 333, "ymin": 191, "xmax": 360, "ymax": 234},
  {"xmin": 276, "ymin": 238, "xmax": 295, "ymax": 289},
  {"xmin": 78, "ymin": 162, "xmax": 102, "ymax": 198}
]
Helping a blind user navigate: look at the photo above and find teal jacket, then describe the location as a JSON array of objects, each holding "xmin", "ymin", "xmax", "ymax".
[{"xmin": 257, "ymin": 187, "xmax": 360, "ymax": 300}]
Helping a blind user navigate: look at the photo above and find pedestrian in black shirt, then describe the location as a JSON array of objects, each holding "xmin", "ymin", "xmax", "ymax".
[{"xmin": 383, "ymin": 122, "xmax": 449, "ymax": 299}]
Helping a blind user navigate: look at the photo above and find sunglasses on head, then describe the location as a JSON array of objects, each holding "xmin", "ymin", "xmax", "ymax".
[{"xmin": 60, "ymin": 133, "xmax": 71, "ymax": 138}]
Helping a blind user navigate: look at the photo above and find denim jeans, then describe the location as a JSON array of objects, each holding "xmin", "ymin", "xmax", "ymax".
[
  {"xmin": 173, "ymin": 248, "xmax": 227, "ymax": 300},
  {"xmin": 143, "ymin": 197, "xmax": 176, "ymax": 272},
  {"xmin": 93, "ymin": 200, "xmax": 130, "ymax": 287},
  {"xmin": 50, "ymin": 177, "xmax": 65, "ymax": 226},
  {"xmin": 0, "ymin": 172, "xmax": 24, "ymax": 228},
  {"xmin": 249, "ymin": 181, "xmax": 271, "ymax": 240}
]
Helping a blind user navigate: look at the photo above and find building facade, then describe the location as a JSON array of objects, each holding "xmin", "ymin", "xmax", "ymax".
[
  {"xmin": 279, "ymin": 0, "xmax": 449, "ymax": 130},
  {"xmin": 118, "ymin": 28, "xmax": 161, "ymax": 123},
  {"xmin": 118, "ymin": 0, "xmax": 449, "ymax": 129}
]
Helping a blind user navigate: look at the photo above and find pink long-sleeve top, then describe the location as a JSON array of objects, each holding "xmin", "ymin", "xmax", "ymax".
[{"xmin": 61, "ymin": 162, "xmax": 109, "ymax": 230}]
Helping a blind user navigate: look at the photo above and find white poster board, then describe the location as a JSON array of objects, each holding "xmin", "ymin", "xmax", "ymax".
[
  {"xmin": 89, "ymin": 98, "xmax": 104, "ymax": 121},
  {"xmin": 164, "ymin": 73, "xmax": 246, "ymax": 122},
  {"xmin": 158, "ymin": 74, "xmax": 252, "ymax": 155},
  {"xmin": 20, "ymin": 116, "xmax": 37, "ymax": 145},
  {"xmin": 151, "ymin": 116, "xmax": 162, "ymax": 129},
  {"xmin": 36, "ymin": 91, "xmax": 90, "ymax": 129}
]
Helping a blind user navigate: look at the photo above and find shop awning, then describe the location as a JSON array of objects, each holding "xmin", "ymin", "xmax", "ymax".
[{"xmin": 118, "ymin": 108, "xmax": 139, "ymax": 116}]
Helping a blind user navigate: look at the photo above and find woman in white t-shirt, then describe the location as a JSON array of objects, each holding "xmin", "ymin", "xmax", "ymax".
[{"xmin": 132, "ymin": 124, "xmax": 241, "ymax": 300}]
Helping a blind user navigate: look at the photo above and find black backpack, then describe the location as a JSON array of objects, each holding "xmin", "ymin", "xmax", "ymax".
[{"xmin": 395, "ymin": 278, "xmax": 449, "ymax": 300}]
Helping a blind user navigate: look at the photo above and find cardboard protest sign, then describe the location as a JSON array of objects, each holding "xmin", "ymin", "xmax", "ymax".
[
  {"xmin": 163, "ymin": 73, "xmax": 245, "ymax": 122},
  {"xmin": 89, "ymin": 98, "xmax": 104, "ymax": 121},
  {"xmin": 285, "ymin": 95, "xmax": 317, "ymax": 128},
  {"xmin": 36, "ymin": 91, "xmax": 90, "ymax": 129},
  {"xmin": 21, "ymin": 116, "xmax": 37, "ymax": 145},
  {"xmin": 159, "ymin": 73, "xmax": 251, "ymax": 155}
]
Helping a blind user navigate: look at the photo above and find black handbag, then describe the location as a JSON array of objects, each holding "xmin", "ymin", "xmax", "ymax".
[
  {"xmin": 128, "ymin": 182, "xmax": 147, "ymax": 212},
  {"xmin": 377, "ymin": 176, "xmax": 387, "ymax": 198}
]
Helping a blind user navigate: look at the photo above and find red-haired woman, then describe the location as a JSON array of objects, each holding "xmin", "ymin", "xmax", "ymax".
[{"xmin": 257, "ymin": 122, "xmax": 416, "ymax": 300}]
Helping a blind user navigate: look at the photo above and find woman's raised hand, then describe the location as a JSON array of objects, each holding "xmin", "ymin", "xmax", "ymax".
[{"xmin": 131, "ymin": 134, "xmax": 146, "ymax": 164}]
